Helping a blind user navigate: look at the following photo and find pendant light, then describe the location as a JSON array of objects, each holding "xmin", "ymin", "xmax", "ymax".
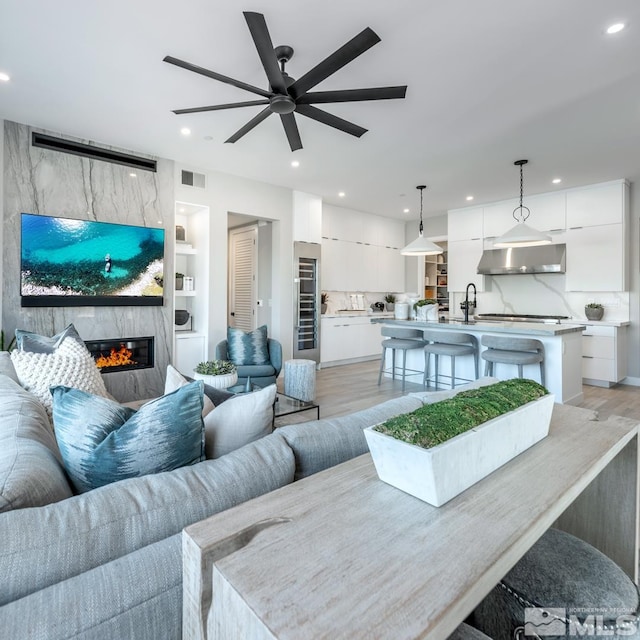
[
  {"xmin": 400, "ymin": 185, "xmax": 443, "ymax": 256},
  {"xmin": 494, "ymin": 160, "xmax": 552, "ymax": 248}
]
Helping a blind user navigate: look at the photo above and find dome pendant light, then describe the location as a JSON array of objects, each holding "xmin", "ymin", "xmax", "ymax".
[
  {"xmin": 494, "ymin": 160, "xmax": 552, "ymax": 248},
  {"xmin": 400, "ymin": 185, "xmax": 444, "ymax": 256}
]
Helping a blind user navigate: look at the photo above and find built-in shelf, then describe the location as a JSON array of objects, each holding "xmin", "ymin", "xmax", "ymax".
[
  {"xmin": 176, "ymin": 244, "xmax": 197, "ymax": 255},
  {"xmin": 175, "ymin": 290, "xmax": 197, "ymax": 297}
]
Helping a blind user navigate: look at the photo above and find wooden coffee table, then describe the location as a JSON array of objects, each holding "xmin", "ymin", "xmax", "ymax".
[{"xmin": 183, "ymin": 404, "xmax": 639, "ymax": 640}]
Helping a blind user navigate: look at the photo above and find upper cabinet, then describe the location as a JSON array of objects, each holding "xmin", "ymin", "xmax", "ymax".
[
  {"xmin": 566, "ymin": 181, "xmax": 626, "ymax": 228},
  {"xmin": 483, "ymin": 193, "xmax": 566, "ymax": 238},
  {"xmin": 293, "ymin": 191, "xmax": 322, "ymax": 244},
  {"xmin": 448, "ymin": 207, "xmax": 483, "ymax": 241}
]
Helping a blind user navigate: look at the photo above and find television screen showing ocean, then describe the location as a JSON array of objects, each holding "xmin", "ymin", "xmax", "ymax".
[{"xmin": 21, "ymin": 214, "xmax": 165, "ymax": 297}]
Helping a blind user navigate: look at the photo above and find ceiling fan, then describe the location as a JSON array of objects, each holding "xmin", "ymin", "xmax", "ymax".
[{"xmin": 163, "ymin": 11, "xmax": 407, "ymax": 151}]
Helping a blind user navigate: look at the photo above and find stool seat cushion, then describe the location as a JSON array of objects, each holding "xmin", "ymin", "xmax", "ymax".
[
  {"xmin": 473, "ymin": 528, "xmax": 640, "ymax": 639},
  {"xmin": 481, "ymin": 349, "xmax": 543, "ymax": 365},
  {"xmin": 425, "ymin": 343, "xmax": 476, "ymax": 357},
  {"xmin": 382, "ymin": 338, "xmax": 424, "ymax": 350}
]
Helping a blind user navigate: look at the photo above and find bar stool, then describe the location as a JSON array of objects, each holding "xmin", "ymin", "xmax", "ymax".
[
  {"xmin": 480, "ymin": 335, "xmax": 545, "ymax": 386},
  {"xmin": 422, "ymin": 330, "xmax": 479, "ymax": 390},
  {"xmin": 377, "ymin": 327, "xmax": 425, "ymax": 392}
]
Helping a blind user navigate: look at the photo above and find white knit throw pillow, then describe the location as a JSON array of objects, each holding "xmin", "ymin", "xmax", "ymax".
[{"xmin": 11, "ymin": 337, "xmax": 110, "ymax": 415}]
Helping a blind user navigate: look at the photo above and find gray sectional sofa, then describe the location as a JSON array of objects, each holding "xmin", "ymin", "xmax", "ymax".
[{"xmin": 3, "ymin": 352, "xmax": 489, "ymax": 639}]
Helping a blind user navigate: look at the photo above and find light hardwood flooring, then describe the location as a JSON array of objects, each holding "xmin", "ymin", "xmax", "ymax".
[{"xmin": 278, "ymin": 359, "xmax": 640, "ymax": 424}]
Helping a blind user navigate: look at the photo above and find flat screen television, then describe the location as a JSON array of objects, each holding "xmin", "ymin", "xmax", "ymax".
[{"xmin": 20, "ymin": 213, "xmax": 165, "ymax": 307}]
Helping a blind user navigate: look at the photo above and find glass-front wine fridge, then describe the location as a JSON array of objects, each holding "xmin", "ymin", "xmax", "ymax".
[{"xmin": 293, "ymin": 241, "xmax": 321, "ymax": 363}]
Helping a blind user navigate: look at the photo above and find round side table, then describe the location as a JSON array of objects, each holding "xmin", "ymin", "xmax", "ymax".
[{"xmin": 284, "ymin": 359, "xmax": 316, "ymax": 401}]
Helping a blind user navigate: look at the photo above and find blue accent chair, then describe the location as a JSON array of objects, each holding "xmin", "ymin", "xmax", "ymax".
[{"xmin": 215, "ymin": 338, "xmax": 283, "ymax": 388}]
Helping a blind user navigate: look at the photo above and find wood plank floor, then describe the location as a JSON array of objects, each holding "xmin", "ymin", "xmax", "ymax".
[{"xmin": 278, "ymin": 359, "xmax": 640, "ymax": 424}]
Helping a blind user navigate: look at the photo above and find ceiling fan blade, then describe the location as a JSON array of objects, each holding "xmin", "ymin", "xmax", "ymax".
[
  {"xmin": 172, "ymin": 100, "xmax": 270, "ymax": 115},
  {"xmin": 280, "ymin": 113, "xmax": 303, "ymax": 151},
  {"xmin": 163, "ymin": 55, "xmax": 272, "ymax": 98},
  {"xmin": 297, "ymin": 86, "xmax": 407, "ymax": 105},
  {"xmin": 289, "ymin": 27, "xmax": 381, "ymax": 98},
  {"xmin": 243, "ymin": 12, "xmax": 288, "ymax": 95},
  {"xmin": 296, "ymin": 104, "xmax": 367, "ymax": 138},
  {"xmin": 225, "ymin": 106, "xmax": 273, "ymax": 143}
]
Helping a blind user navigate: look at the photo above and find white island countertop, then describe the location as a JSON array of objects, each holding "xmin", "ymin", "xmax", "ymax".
[
  {"xmin": 371, "ymin": 317, "xmax": 586, "ymax": 336},
  {"xmin": 371, "ymin": 317, "xmax": 585, "ymax": 404}
]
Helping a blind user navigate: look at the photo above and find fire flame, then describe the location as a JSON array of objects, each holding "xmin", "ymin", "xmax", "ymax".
[{"xmin": 95, "ymin": 346, "xmax": 137, "ymax": 369}]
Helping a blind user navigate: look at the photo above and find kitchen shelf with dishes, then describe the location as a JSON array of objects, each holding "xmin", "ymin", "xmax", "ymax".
[{"xmin": 425, "ymin": 243, "xmax": 449, "ymax": 312}]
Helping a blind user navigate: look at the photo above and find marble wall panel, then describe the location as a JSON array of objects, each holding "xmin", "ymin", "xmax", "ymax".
[{"xmin": 2, "ymin": 121, "xmax": 174, "ymax": 400}]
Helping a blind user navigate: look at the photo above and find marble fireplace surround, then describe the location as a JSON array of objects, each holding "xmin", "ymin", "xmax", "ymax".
[{"xmin": 2, "ymin": 121, "xmax": 175, "ymax": 401}]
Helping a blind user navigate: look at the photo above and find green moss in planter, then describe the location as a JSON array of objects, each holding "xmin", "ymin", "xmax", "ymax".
[{"xmin": 375, "ymin": 379, "xmax": 548, "ymax": 449}]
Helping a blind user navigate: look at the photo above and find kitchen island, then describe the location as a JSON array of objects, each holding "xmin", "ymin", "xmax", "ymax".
[{"xmin": 372, "ymin": 318, "xmax": 586, "ymax": 404}]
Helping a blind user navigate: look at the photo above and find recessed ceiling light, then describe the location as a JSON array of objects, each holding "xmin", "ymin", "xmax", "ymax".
[
  {"xmin": 466, "ymin": 195, "xmax": 474, "ymax": 201},
  {"xmin": 338, "ymin": 191, "xmax": 346, "ymax": 198},
  {"xmin": 180, "ymin": 127, "xmax": 191, "ymax": 136},
  {"xmin": 403, "ymin": 208, "xmax": 410, "ymax": 213},
  {"xmin": 157, "ymin": 220, "xmax": 163, "ymax": 225},
  {"xmin": 606, "ymin": 22, "xmax": 625, "ymax": 34},
  {"xmin": 552, "ymin": 178, "xmax": 562, "ymax": 184},
  {"xmin": 129, "ymin": 173, "xmax": 137, "ymax": 178},
  {"xmin": 291, "ymin": 160, "xmax": 300, "ymax": 168},
  {"xmin": 178, "ymin": 207, "xmax": 186, "ymax": 213},
  {"xmin": 0, "ymin": 72, "xmax": 9, "ymax": 82}
]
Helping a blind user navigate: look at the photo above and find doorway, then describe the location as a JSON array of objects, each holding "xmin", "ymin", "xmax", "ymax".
[{"xmin": 228, "ymin": 225, "xmax": 257, "ymax": 331}]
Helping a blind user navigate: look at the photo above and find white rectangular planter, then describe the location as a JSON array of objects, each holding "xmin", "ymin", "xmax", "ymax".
[{"xmin": 364, "ymin": 393, "xmax": 555, "ymax": 507}]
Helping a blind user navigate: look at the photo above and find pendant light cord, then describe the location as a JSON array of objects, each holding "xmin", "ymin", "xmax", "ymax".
[
  {"xmin": 417, "ymin": 185, "xmax": 426, "ymax": 234},
  {"xmin": 512, "ymin": 160, "xmax": 531, "ymax": 223}
]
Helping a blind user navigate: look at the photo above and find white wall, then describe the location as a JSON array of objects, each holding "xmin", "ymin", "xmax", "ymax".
[
  {"xmin": 175, "ymin": 168, "xmax": 294, "ymax": 362},
  {"xmin": 0, "ymin": 120, "xmax": 4, "ymax": 326}
]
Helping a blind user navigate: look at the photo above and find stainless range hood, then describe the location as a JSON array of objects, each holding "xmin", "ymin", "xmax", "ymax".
[{"xmin": 477, "ymin": 244, "xmax": 566, "ymax": 275}]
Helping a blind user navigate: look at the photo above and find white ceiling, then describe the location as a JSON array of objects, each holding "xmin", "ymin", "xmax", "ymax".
[{"xmin": 1, "ymin": 0, "xmax": 639, "ymax": 221}]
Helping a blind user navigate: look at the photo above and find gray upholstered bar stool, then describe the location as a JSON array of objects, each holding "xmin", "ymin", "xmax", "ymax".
[
  {"xmin": 377, "ymin": 327, "xmax": 425, "ymax": 392},
  {"xmin": 480, "ymin": 335, "xmax": 545, "ymax": 386},
  {"xmin": 422, "ymin": 330, "xmax": 479, "ymax": 390}
]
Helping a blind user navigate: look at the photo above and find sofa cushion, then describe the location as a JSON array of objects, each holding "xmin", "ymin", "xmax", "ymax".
[
  {"xmin": 0, "ymin": 533, "xmax": 183, "ymax": 640},
  {"xmin": 0, "ymin": 351, "xmax": 20, "ymax": 383},
  {"xmin": 51, "ymin": 382, "xmax": 206, "ymax": 493},
  {"xmin": 0, "ymin": 433, "xmax": 295, "ymax": 606},
  {"xmin": 227, "ymin": 324, "xmax": 270, "ymax": 365},
  {"xmin": 15, "ymin": 323, "xmax": 84, "ymax": 353},
  {"xmin": 205, "ymin": 383, "xmax": 277, "ymax": 459},
  {"xmin": 0, "ymin": 374, "xmax": 73, "ymax": 512},
  {"xmin": 279, "ymin": 395, "xmax": 424, "ymax": 480},
  {"xmin": 11, "ymin": 335, "xmax": 110, "ymax": 415}
]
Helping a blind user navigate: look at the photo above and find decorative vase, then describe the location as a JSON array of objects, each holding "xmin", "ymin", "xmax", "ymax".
[
  {"xmin": 416, "ymin": 304, "xmax": 438, "ymax": 322},
  {"xmin": 364, "ymin": 393, "xmax": 554, "ymax": 507},
  {"xmin": 321, "ymin": 304, "xmax": 327, "ymax": 314},
  {"xmin": 175, "ymin": 276, "xmax": 184, "ymax": 291},
  {"xmin": 193, "ymin": 370, "xmax": 238, "ymax": 389},
  {"xmin": 585, "ymin": 306, "xmax": 604, "ymax": 321}
]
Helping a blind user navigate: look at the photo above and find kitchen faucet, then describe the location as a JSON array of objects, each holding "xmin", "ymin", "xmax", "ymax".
[{"xmin": 463, "ymin": 283, "xmax": 477, "ymax": 324}]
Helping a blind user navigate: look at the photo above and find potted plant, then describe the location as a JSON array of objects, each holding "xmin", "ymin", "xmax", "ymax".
[
  {"xmin": 384, "ymin": 293, "xmax": 396, "ymax": 312},
  {"xmin": 175, "ymin": 272, "xmax": 184, "ymax": 291},
  {"xmin": 585, "ymin": 302, "xmax": 604, "ymax": 321},
  {"xmin": 321, "ymin": 292, "xmax": 329, "ymax": 314},
  {"xmin": 364, "ymin": 379, "xmax": 554, "ymax": 507},
  {"xmin": 413, "ymin": 298, "xmax": 438, "ymax": 321},
  {"xmin": 193, "ymin": 359, "xmax": 238, "ymax": 389}
]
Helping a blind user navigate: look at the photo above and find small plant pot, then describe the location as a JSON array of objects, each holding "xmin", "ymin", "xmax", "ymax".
[
  {"xmin": 321, "ymin": 304, "xmax": 327, "ymax": 314},
  {"xmin": 175, "ymin": 276, "xmax": 184, "ymax": 291},
  {"xmin": 585, "ymin": 306, "xmax": 604, "ymax": 321},
  {"xmin": 385, "ymin": 303, "xmax": 395, "ymax": 312},
  {"xmin": 193, "ymin": 371, "xmax": 238, "ymax": 389}
]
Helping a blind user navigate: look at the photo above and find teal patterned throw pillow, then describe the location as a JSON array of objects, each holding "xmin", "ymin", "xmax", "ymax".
[
  {"xmin": 51, "ymin": 381, "xmax": 205, "ymax": 493},
  {"xmin": 227, "ymin": 325, "xmax": 269, "ymax": 366}
]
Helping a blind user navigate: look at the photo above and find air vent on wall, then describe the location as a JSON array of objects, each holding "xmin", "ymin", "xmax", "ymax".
[
  {"xmin": 31, "ymin": 133, "xmax": 157, "ymax": 172},
  {"xmin": 181, "ymin": 170, "xmax": 206, "ymax": 188}
]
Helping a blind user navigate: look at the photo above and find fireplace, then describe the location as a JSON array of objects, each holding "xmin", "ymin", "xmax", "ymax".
[{"xmin": 85, "ymin": 337, "xmax": 154, "ymax": 374}]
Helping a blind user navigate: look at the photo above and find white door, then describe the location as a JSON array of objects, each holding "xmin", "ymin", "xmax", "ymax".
[{"xmin": 228, "ymin": 226, "xmax": 257, "ymax": 331}]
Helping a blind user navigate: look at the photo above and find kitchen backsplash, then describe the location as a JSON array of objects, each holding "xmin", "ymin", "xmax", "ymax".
[
  {"xmin": 323, "ymin": 291, "xmax": 400, "ymax": 314},
  {"xmin": 449, "ymin": 274, "xmax": 629, "ymax": 322}
]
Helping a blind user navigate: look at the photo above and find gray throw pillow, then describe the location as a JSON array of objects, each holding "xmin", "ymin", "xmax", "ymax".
[{"xmin": 15, "ymin": 323, "xmax": 84, "ymax": 353}]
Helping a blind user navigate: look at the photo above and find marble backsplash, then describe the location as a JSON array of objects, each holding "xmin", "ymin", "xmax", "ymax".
[
  {"xmin": 449, "ymin": 274, "xmax": 629, "ymax": 322},
  {"xmin": 2, "ymin": 121, "xmax": 174, "ymax": 401}
]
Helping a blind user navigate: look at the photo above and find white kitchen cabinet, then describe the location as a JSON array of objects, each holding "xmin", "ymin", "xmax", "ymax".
[
  {"xmin": 565, "ymin": 224, "xmax": 625, "ymax": 291},
  {"xmin": 377, "ymin": 245, "xmax": 404, "ymax": 292},
  {"xmin": 447, "ymin": 239, "xmax": 485, "ymax": 292},
  {"xmin": 293, "ymin": 191, "xmax": 322, "ymax": 244},
  {"xmin": 448, "ymin": 207, "xmax": 483, "ymax": 242},
  {"xmin": 321, "ymin": 238, "xmax": 341, "ymax": 290},
  {"xmin": 321, "ymin": 317, "xmax": 382, "ymax": 365},
  {"xmin": 483, "ymin": 194, "xmax": 565, "ymax": 238},
  {"xmin": 581, "ymin": 325, "xmax": 627, "ymax": 387},
  {"xmin": 566, "ymin": 181, "xmax": 626, "ymax": 228}
]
